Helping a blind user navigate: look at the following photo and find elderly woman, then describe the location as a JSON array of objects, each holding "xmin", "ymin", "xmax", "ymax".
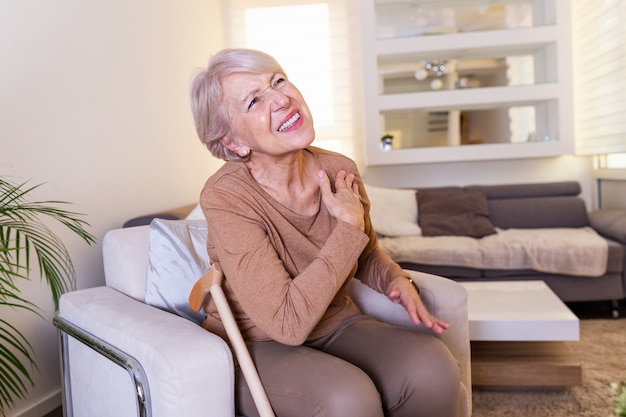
[{"xmin": 190, "ymin": 48, "xmax": 460, "ymax": 417}]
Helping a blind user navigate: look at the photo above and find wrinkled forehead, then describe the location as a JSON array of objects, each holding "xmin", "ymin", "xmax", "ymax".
[{"xmin": 221, "ymin": 71, "xmax": 273, "ymax": 103}]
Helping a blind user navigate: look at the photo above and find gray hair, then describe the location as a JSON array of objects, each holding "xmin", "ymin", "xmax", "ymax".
[{"xmin": 190, "ymin": 48, "xmax": 284, "ymax": 161}]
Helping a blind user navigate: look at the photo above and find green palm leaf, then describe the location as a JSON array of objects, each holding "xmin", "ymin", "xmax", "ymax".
[
  {"xmin": 0, "ymin": 319, "xmax": 37, "ymax": 410},
  {"xmin": 0, "ymin": 177, "xmax": 95, "ymax": 412}
]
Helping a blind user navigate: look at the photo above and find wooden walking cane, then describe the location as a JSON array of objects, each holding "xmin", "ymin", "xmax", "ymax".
[{"xmin": 189, "ymin": 264, "xmax": 276, "ymax": 417}]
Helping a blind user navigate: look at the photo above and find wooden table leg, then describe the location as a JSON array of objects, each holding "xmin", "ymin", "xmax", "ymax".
[{"xmin": 471, "ymin": 341, "xmax": 582, "ymax": 389}]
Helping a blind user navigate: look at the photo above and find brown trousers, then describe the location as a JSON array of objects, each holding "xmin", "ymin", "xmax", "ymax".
[{"xmin": 236, "ymin": 315, "xmax": 460, "ymax": 417}]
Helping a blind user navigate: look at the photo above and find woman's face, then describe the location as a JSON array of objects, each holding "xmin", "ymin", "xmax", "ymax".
[{"xmin": 220, "ymin": 71, "xmax": 315, "ymax": 158}]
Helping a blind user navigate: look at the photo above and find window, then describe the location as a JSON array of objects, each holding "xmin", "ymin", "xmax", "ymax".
[
  {"xmin": 573, "ymin": 0, "xmax": 626, "ymax": 156},
  {"xmin": 225, "ymin": 0, "xmax": 363, "ymax": 164},
  {"xmin": 595, "ymin": 153, "xmax": 626, "ymax": 169},
  {"xmin": 606, "ymin": 154, "xmax": 626, "ymax": 169}
]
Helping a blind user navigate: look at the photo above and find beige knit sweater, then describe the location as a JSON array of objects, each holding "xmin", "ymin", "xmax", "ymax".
[{"xmin": 200, "ymin": 147, "xmax": 410, "ymax": 346}]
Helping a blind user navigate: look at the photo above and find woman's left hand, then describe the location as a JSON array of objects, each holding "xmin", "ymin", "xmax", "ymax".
[{"xmin": 387, "ymin": 277, "xmax": 451, "ymax": 334}]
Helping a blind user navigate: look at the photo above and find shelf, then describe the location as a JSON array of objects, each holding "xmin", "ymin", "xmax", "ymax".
[
  {"xmin": 378, "ymin": 84, "xmax": 559, "ymax": 112},
  {"xmin": 375, "ymin": 26, "xmax": 558, "ymax": 59},
  {"xmin": 360, "ymin": 0, "xmax": 572, "ymax": 166},
  {"xmin": 367, "ymin": 140, "xmax": 573, "ymax": 166}
]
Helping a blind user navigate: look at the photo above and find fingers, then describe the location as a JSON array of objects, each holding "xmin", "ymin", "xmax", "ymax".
[
  {"xmin": 414, "ymin": 303, "xmax": 448, "ymax": 334},
  {"xmin": 318, "ymin": 169, "xmax": 358, "ymax": 196},
  {"xmin": 317, "ymin": 169, "xmax": 332, "ymax": 199},
  {"xmin": 389, "ymin": 284, "xmax": 450, "ymax": 335},
  {"xmin": 412, "ymin": 303, "xmax": 449, "ymax": 335},
  {"xmin": 317, "ymin": 169, "xmax": 365, "ymax": 231},
  {"xmin": 332, "ymin": 170, "xmax": 360, "ymax": 200}
]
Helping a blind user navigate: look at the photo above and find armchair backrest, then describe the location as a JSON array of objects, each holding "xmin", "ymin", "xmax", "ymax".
[{"xmin": 102, "ymin": 225, "xmax": 151, "ymax": 302}]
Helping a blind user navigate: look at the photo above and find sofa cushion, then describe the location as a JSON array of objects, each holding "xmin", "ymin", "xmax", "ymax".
[
  {"xmin": 465, "ymin": 181, "xmax": 581, "ymax": 199},
  {"xmin": 488, "ymin": 197, "xmax": 589, "ymax": 229},
  {"xmin": 145, "ymin": 219, "xmax": 210, "ymax": 324},
  {"xmin": 364, "ymin": 184, "xmax": 421, "ymax": 236},
  {"xmin": 380, "ymin": 227, "xmax": 608, "ymax": 277},
  {"xmin": 378, "ymin": 234, "xmax": 483, "ymax": 268},
  {"xmin": 480, "ymin": 227, "xmax": 607, "ymax": 277},
  {"xmin": 417, "ymin": 191, "xmax": 496, "ymax": 237}
]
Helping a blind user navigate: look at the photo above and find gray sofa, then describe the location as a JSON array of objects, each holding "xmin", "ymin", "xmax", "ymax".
[{"xmin": 368, "ymin": 181, "xmax": 626, "ymax": 308}]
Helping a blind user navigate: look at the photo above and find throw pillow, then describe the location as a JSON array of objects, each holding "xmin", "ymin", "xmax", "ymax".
[
  {"xmin": 417, "ymin": 190, "xmax": 497, "ymax": 238},
  {"xmin": 364, "ymin": 184, "xmax": 421, "ymax": 236},
  {"xmin": 145, "ymin": 218, "xmax": 210, "ymax": 324}
]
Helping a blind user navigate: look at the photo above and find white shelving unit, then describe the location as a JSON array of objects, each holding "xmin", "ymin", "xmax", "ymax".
[{"xmin": 359, "ymin": 0, "xmax": 574, "ymax": 165}]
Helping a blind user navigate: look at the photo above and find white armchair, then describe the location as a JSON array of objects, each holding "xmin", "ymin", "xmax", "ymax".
[{"xmin": 55, "ymin": 224, "xmax": 472, "ymax": 417}]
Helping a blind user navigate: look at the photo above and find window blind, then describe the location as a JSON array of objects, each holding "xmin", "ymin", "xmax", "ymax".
[
  {"xmin": 224, "ymin": 0, "xmax": 363, "ymax": 164},
  {"xmin": 573, "ymin": 0, "xmax": 626, "ymax": 155}
]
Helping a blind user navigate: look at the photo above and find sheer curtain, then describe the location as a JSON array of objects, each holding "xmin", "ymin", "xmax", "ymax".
[
  {"xmin": 224, "ymin": 0, "xmax": 365, "ymax": 165},
  {"xmin": 572, "ymin": 0, "xmax": 626, "ymax": 156}
]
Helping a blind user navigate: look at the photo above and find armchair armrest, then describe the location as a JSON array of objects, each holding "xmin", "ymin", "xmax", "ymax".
[
  {"xmin": 58, "ymin": 286, "xmax": 234, "ymax": 417},
  {"xmin": 589, "ymin": 209, "xmax": 626, "ymax": 244},
  {"xmin": 346, "ymin": 272, "xmax": 471, "ymax": 415}
]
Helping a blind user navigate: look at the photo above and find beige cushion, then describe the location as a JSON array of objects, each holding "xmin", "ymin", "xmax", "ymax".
[{"xmin": 364, "ymin": 184, "xmax": 421, "ymax": 237}]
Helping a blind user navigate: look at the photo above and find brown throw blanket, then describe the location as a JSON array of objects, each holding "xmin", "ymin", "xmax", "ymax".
[{"xmin": 378, "ymin": 227, "xmax": 608, "ymax": 277}]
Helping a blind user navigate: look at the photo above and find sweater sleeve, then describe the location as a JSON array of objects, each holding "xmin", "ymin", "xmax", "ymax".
[{"xmin": 202, "ymin": 187, "xmax": 370, "ymax": 346}]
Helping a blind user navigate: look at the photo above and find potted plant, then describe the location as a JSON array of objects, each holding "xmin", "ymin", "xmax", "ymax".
[
  {"xmin": 613, "ymin": 376, "xmax": 626, "ymax": 416},
  {"xmin": 0, "ymin": 176, "xmax": 95, "ymax": 414}
]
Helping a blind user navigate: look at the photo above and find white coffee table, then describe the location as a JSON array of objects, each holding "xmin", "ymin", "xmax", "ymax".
[{"xmin": 460, "ymin": 280, "xmax": 582, "ymax": 388}]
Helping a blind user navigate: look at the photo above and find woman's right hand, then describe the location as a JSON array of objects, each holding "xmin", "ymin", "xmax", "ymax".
[{"xmin": 317, "ymin": 169, "xmax": 365, "ymax": 232}]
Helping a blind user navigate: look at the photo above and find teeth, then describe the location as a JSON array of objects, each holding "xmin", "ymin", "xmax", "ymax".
[{"xmin": 278, "ymin": 112, "xmax": 300, "ymax": 132}]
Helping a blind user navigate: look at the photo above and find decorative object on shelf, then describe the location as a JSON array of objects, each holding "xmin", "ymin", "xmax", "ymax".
[
  {"xmin": 0, "ymin": 176, "xmax": 95, "ymax": 413},
  {"xmin": 413, "ymin": 60, "xmax": 448, "ymax": 90},
  {"xmin": 380, "ymin": 133, "xmax": 394, "ymax": 151}
]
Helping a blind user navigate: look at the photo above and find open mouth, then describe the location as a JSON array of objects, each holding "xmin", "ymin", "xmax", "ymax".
[{"xmin": 278, "ymin": 112, "xmax": 301, "ymax": 132}]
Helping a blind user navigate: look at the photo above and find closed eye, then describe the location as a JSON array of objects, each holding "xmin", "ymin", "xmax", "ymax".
[
  {"xmin": 273, "ymin": 75, "xmax": 286, "ymax": 87},
  {"xmin": 248, "ymin": 96, "xmax": 259, "ymax": 110}
]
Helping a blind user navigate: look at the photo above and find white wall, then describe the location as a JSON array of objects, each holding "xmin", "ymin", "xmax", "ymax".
[
  {"xmin": 598, "ymin": 179, "xmax": 626, "ymax": 209},
  {"xmin": 0, "ymin": 1, "xmax": 225, "ymax": 415}
]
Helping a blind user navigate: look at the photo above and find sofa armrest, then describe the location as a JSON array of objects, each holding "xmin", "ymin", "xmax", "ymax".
[
  {"xmin": 58, "ymin": 286, "xmax": 234, "ymax": 417},
  {"xmin": 589, "ymin": 209, "xmax": 626, "ymax": 244},
  {"xmin": 346, "ymin": 273, "xmax": 471, "ymax": 415}
]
